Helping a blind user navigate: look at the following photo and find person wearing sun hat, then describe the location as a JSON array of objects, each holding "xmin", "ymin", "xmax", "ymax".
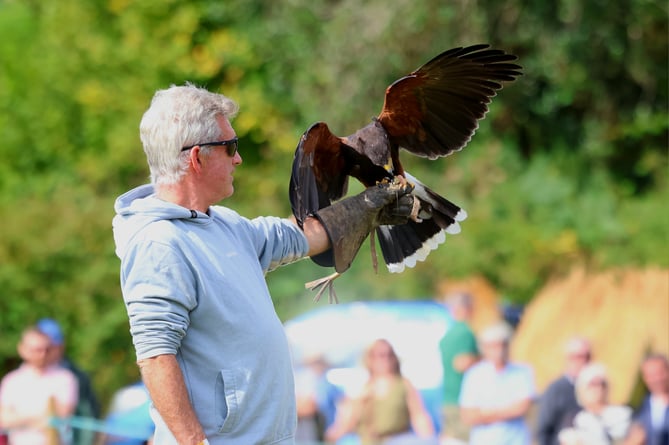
[{"xmin": 557, "ymin": 363, "xmax": 632, "ymax": 445}]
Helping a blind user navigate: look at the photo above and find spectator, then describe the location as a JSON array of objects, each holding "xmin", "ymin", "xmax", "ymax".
[
  {"xmin": 37, "ymin": 318, "xmax": 101, "ymax": 445},
  {"xmin": 439, "ymin": 292, "xmax": 479, "ymax": 444},
  {"xmin": 0, "ymin": 326, "xmax": 79, "ymax": 445},
  {"xmin": 557, "ymin": 363, "xmax": 631, "ymax": 445},
  {"xmin": 535, "ymin": 336, "xmax": 593, "ymax": 445},
  {"xmin": 325, "ymin": 339, "xmax": 436, "ymax": 445},
  {"xmin": 459, "ymin": 322, "xmax": 535, "ymax": 445},
  {"xmin": 294, "ymin": 354, "xmax": 342, "ymax": 443},
  {"xmin": 628, "ymin": 354, "xmax": 669, "ymax": 445},
  {"xmin": 112, "ymin": 84, "xmax": 413, "ymax": 445}
]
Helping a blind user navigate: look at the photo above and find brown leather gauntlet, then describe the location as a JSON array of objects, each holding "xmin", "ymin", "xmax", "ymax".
[{"xmin": 314, "ymin": 181, "xmax": 414, "ymax": 273}]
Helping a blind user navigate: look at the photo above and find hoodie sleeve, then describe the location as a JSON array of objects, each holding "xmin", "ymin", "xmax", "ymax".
[
  {"xmin": 120, "ymin": 238, "xmax": 198, "ymax": 361},
  {"xmin": 248, "ymin": 216, "xmax": 309, "ymax": 273}
]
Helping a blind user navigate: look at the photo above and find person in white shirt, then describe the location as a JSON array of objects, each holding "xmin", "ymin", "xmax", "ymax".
[{"xmin": 459, "ymin": 322, "xmax": 536, "ymax": 445}]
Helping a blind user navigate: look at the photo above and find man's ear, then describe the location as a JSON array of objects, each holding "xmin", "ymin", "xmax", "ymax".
[{"xmin": 189, "ymin": 146, "xmax": 204, "ymax": 172}]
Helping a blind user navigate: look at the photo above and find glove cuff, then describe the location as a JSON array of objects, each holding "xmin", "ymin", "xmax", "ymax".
[
  {"xmin": 314, "ymin": 194, "xmax": 376, "ymax": 273},
  {"xmin": 313, "ymin": 180, "xmax": 414, "ymax": 273}
]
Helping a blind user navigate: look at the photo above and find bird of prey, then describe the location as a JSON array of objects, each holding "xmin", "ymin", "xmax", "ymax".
[{"xmin": 290, "ymin": 44, "xmax": 522, "ymax": 296}]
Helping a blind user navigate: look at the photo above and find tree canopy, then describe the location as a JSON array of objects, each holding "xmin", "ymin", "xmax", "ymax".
[{"xmin": 1, "ymin": 0, "xmax": 666, "ymax": 406}]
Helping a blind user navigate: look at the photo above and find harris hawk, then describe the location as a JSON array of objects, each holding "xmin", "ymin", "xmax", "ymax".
[{"xmin": 290, "ymin": 44, "xmax": 522, "ymax": 298}]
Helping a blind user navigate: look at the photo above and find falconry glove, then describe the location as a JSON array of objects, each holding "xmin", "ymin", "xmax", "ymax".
[{"xmin": 314, "ymin": 181, "xmax": 415, "ymax": 274}]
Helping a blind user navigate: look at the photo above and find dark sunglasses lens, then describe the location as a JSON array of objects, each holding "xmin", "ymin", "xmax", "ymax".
[{"xmin": 226, "ymin": 140, "xmax": 238, "ymax": 157}]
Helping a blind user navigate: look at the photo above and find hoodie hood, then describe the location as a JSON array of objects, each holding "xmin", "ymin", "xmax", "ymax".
[{"xmin": 113, "ymin": 184, "xmax": 210, "ymax": 259}]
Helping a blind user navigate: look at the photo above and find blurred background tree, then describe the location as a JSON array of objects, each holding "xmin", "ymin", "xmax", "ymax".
[{"xmin": 0, "ymin": 0, "xmax": 666, "ymax": 408}]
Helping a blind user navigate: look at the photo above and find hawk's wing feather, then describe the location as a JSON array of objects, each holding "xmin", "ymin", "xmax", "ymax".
[
  {"xmin": 289, "ymin": 122, "xmax": 391, "ymax": 226},
  {"xmin": 376, "ymin": 172, "xmax": 467, "ymax": 273},
  {"xmin": 289, "ymin": 123, "xmax": 342, "ymax": 227},
  {"xmin": 378, "ymin": 44, "xmax": 522, "ymax": 160}
]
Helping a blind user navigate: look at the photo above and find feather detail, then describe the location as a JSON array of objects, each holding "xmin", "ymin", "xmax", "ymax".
[{"xmin": 377, "ymin": 172, "xmax": 466, "ymax": 273}]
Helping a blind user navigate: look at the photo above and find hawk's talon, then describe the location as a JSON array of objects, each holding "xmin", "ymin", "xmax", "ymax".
[{"xmin": 305, "ymin": 272, "xmax": 341, "ymax": 304}]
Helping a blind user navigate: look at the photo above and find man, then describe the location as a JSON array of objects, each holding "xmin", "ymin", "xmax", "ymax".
[
  {"xmin": 459, "ymin": 322, "xmax": 535, "ymax": 445},
  {"xmin": 37, "ymin": 318, "xmax": 101, "ymax": 445},
  {"xmin": 0, "ymin": 326, "xmax": 79, "ymax": 445},
  {"xmin": 112, "ymin": 84, "xmax": 414, "ymax": 445},
  {"xmin": 439, "ymin": 292, "xmax": 478, "ymax": 444},
  {"xmin": 535, "ymin": 336, "xmax": 592, "ymax": 445},
  {"xmin": 632, "ymin": 354, "xmax": 669, "ymax": 445}
]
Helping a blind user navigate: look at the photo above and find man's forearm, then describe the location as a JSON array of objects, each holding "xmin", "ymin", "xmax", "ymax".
[
  {"xmin": 0, "ymin": 397, "xmax": 75, "ymax": 430},
  {"xmin": 0, "ymin": 409, "xmax": 43, "ymax": 430},
  {"xmin": 291, "ymin": 216, "xmax": 331, "ymax": 257},
  {"xmin": 461, "ymin": 406, "xmax": 494, "ymax": 426},
  {"xmin": 493, "ymin": 398, "xmax": 533, "ymax": 421},
  {"xmin": 453, "ymin": 353, "xmax": 478, "ymax": 373},
  {"xmin": 461, "ymin": 398, "xmax": 532, "ymax": 426},
  {"xmin": 138, "ymin": 354, "xmax": 206, "ymax": 445}
]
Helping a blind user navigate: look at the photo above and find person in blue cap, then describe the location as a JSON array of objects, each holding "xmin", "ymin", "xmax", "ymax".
[{"xmin": 37, "ymin": 318, "xmax": 101, "ymax": 445}]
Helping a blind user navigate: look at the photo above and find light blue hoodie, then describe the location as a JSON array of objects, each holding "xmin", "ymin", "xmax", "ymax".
[{"xmin": 113, "ymin": 184, "xmax": 309, "ymax": 445}]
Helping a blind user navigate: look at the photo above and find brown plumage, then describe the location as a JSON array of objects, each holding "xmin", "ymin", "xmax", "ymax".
[{"xmin": 290, "ymin": 44, "xmax": 522, "ymax": 273}]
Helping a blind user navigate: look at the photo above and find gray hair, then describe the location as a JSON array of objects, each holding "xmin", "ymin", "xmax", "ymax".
[
  {"xmin": 564, "ymin": 336, "xmax": 592, "ymax": 357},
  {"xmin": 139, "ymin": 83, "xmax": 239, "ymax": 185}
]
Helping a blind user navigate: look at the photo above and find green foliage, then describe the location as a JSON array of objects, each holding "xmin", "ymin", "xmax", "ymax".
[{"xmin": 0, "ymin": 0, "xmax": 666, "ymax": 410}]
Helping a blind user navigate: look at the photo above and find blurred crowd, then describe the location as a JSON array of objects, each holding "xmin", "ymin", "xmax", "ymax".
[
  {"xmin": 0, "ymin": 319, "xmax": 153, "ymax": 445},
  {"xmin": 1, "ymin": 300, "xmax": 667, "ymax": 445},
  {"xmin": 293, "ymin": 293, "xmax": 669, "ymax": 445}
]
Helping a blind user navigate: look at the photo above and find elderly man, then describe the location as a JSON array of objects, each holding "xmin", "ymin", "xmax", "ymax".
[
  {"xmin": 0, "ymin": 326, "xmax": 78, "ymax": 445},
  {"xmin": 112, "ymin": 84, "xmax": 413, "ymax": 445},
  {"xmin": 535, "ymin": 337, "xmax": 593, "ymax": 445},
  {"xmin": 459, "ymin": 322, "xmax": 535, "ymax": 445}
]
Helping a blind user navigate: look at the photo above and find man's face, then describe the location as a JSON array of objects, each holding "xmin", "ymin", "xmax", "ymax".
[
  {"xmin": 641, "ymin": 358, "xmax": 669, "ymax": 395},
  {"xmin": 565, "ymin": 341, "xmax": 591, "ymax": 377},
  {"xmin": 199, "ymin": 115, "xmax": 243, "ymax": 202},
  {"xmin": 481, "ymin": 340, "xmax": 508, "ymax": 366},
  {"xmin": 580, "ymin": 376, "xmax": 609, "ymax": 409},
  {"xmin": 18, "ymin": 331, "xmax": 52, "ymax": 371}
]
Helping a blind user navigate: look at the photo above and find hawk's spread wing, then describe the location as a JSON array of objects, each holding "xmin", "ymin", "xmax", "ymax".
[
  {"xmin": 289, "ymin": 44, "xmax": 522, "ymax": 274},
  {"xmin": 378, "ymin": 44, "xmax": 522, "ymax": 159}
]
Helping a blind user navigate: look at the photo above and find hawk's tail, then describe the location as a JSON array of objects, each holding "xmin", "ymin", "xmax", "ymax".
[{"xmin": 376, "ymin": 172, "xmax": 466, "ymax": 273}]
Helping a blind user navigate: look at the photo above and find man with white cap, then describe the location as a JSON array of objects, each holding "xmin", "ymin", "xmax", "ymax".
[{"xmin": 459, "ymin": 321, "xmax": 535, "ymax": 445}]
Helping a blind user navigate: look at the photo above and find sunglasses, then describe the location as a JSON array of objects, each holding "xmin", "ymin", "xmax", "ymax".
[
  {"xmin": 568, "ymin": 352, "xmax": 591, "ymax": 361},
  {"xmin": 588, "ymin": 379, "xmax": 608, "ymax": 388},
  {"xmin": 181, "ymin": 137, "xmax": 239, "ymax": 157}
]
